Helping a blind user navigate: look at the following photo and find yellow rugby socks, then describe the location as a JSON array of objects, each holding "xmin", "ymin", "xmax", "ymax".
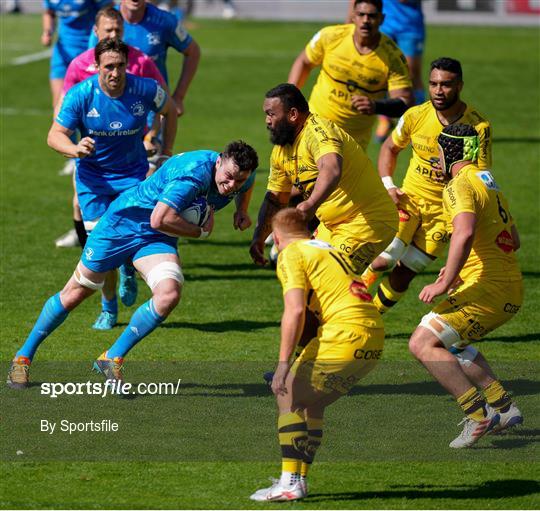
[
  {"xmin": 278, "ymin": 411, "xmax": 307, "ymax": 478},
  {"xmin": 457, "ymin": 387, "xmax": 487, "ymax": 421},
  {"xmin": 373, "ymin": 276, "xmax": 405, "ymax": 314},
  {"xmin": 483, "ymin": 380, "xmax": 512, "ymax": 413},
  {"xmin": 301, "ymin": 416, "xmax": 323, "ymax": 478}
]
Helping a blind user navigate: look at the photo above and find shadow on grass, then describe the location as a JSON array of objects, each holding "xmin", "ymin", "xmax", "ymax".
[
  {"xmin": 161, "ymin": 319, "xmax": 277, "ymax": 332},
  {"xmin": 183, "ymin": 273, "xmax": 276, "ymax": 281},
  {"xmin": 305, "ymin": 479, "xmax": 540, "ymax": 503}
]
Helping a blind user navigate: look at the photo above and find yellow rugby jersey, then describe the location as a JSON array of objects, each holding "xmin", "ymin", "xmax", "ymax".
[
  {"xmin": 267, "ymin": 113, "xmax": 396, "ymax": 228},
  {"xmin": 443, "ymin": 164, "xmax": 521, "ymax": 283},
  {"xmin": 277, "ymin": 239, "xmax": 383, "ymax": 329},
  {"xmin": 305, "ymin": 24, "xmax": 411, "ymax": 144},
  {"xmin": 393, "ymin": 101, "xmax": 492, "ymax": 203}
]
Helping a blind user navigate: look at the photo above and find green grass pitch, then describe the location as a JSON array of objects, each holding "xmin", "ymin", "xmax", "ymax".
[{"xmin": 0, "ymin": 15, "xmax": 539, "ymax": 509}]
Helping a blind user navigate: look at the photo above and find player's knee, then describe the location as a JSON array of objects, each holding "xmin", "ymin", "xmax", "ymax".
[
  {"xmin": 408, "ymin": 330, "xmax": 427, "ymax": 359},
  {"xmin": 378, "ymin": 237, "xmax": 407, "ymax": 270},
  {"xmin": 400, "ymin": 244, "xmax": 433, "ymax": 274},
  {"xmin": 72, "ymin": 265, "xmax": 104, "ymax": 295},
  {"xmin": 418, "ymin": 312, "xmax": 461, "ymax": 350},
  {"xmin": 146, "ymin": 262, "xmax": 184, "ymax": 314},
  {"xmin": 154, "ymin": 286, "xmax": 181, "ymax": 314}
]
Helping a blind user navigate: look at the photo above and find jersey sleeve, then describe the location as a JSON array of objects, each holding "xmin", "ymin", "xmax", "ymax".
[
  {"xmin": 267, "ymin": 148, "xmax": 292, "ymax": 193},
  {"xmin": 277, "ymin": 244, "xmax": 309, "ymax": 294},
  {"xmin": 145, "ymin": 80, "xmax": 167, "ymax": 113},
  {"xmin": 387, "ymin": 46, "xmax": 412, "ymax": 91},
  {"xmin": 158, "ymin": 177, "xmax": 201, "ymax": 214},
  {"xmin": 304, "ymin": 28, "xmax": 326, "ymax": 66},
  {"xmin": 305, "ymin": 119, "xmax": 343, "ymax": 161},
  {"xmin": 166, "ymin": 16, "xmax": 193, "ymax": 53},
  {"xmin": 391, "ymin": 110, "xmax": 413, "ymax": 148},
  {"xmin": 475, "ymin": 121, "xmax": 492, "ymax": 170},
  {"xmin": 55, "ymin": 86, "xmax": 82, "ymax": 131},
  {"xmin": 444, "ymin": 175, "xmax": 478, "ymax": 226}
]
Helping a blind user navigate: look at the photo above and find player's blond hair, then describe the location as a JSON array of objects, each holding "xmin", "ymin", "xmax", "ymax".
[{"xmin": 272, "ymin": 208, "xmax": 310, "ymax": 237}]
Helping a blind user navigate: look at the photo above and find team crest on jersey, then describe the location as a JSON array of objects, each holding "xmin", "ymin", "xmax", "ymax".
[
  {"xmin": 495, "ymin": 229, "xmax": 514, "ymax": 253},
  {"xmin": 131, "ymin": 102, "xmax": 146, "ymax": 117},
  {"xmin": 175, "ymin": 23, "xmax": 188, "ymax": 41},
  {"xmin": 147, "ymin": 32, "xmax": 161, "ymax": 46},
  {"xmin": 110, "ymin": 121, "xmax": 123, "ymax": 129},
  {"xmin": 476, "ymin": 170, "xmax": 499, "ymax": 191},
  {"xmin": 86, "ymin": 108, "xmax": 100, "ymax": 118},
  {"xmin": 85, "ymin": 247, "xmax": 94, "ymax": 260}
]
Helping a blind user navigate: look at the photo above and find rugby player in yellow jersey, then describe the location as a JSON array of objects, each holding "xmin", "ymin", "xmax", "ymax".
[
  {"xmin": 250, "ymin": 208, "xmax": 384, "ymax": 501},
  {"xmin": 362, "ymin": 57, "xmax": 492, "ymax": 314},
  {"xmin": 250, "ymin": 83, "xmax": 397, "ymax": 274},
  {"xmin": 409, "ymin": 124, "xmax": 523, "ymax": 449},
  {"xmin": 288, "ymin": 0, "xmax": 413, "ymax": 149}
]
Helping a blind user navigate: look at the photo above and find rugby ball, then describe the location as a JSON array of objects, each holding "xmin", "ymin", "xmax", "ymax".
[{"xmin": 179, "ymin": 196, "xmax": 210, "ymax": 227}]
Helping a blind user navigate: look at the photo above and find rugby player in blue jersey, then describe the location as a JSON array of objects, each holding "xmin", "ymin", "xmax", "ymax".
[
  {"xmin": 89, "ymin": 0, "xmax": 200, "ymax": 117},
  {"xmin": 42, "ymin": 0, "xmax": 113, "ymax": 108},
  {"xmin": 47, "ymin": 39, "xmax": 178, "ymax": 330},
  {"xmin": 7, "ymin": 141, "xmax": 258, "ymax": 388}
]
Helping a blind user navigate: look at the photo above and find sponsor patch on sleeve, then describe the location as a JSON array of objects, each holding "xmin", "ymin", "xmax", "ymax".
[
  {"xmin": 476, "ymin": 170, "xmax": 499, "ymax": 191},
  {"xmin": 153, "ymin": 85, "xmax": 166, "ymax": 109}
]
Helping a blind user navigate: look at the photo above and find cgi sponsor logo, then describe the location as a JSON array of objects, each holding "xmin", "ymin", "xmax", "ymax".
[
  {"xmin": 503, "ymin": 303, "xmax": 521, "ymax": 314},
  {"xmin": 496, "ymin": 230, "xmax": 514, "ymax": 253},
  {"xmin": 398, "ymin": 209, "xmax": 410, "ymax": 222}
]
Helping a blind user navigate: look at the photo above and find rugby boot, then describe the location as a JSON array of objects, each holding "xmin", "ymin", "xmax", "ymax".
[
  {"xmin": 490, "ymin": 403, "xmax": 523, "ymax": 434},
  {"xmin": 449, "ymin": 406, "xmax": 499, "ymax": 448},
  {"xmin": 7, "ymin": 356, "xmax": 31, "ymax": 389},
  {"xmin": 92, "ymin": 311, "xmax": 118, "ymax": 330},
  {"xmin": 93, "ymin": 352, "xmax": 124, "ymax": 382}
]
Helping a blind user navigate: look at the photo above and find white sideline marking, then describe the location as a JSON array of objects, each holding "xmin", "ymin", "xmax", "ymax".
[
  {"xmin": 10, "ymin": 49, "xmax": 52, "ymax": 66},
  {"xmin": 0, "ymin": 107, "xmax": 50, "ymax": 116}
]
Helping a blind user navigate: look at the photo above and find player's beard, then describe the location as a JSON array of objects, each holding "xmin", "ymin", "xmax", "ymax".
[
  {"xmin": 268, "ymin": 118, "xmax": 296, "ymax": 146},
  {"xmin": 431, "ymin": 90, "xmax": 459, "ymax": 111}
]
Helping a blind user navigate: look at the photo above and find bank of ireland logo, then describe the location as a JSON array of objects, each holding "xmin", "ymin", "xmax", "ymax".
[
  {"xmin": 148, "ymin": 32, "xmax": 161, "ymax": 46},
  {"xmin": 131, "ymin": 102, "xmax": 145, "ymax": 117},
  {"xmin": 110, "ymin": 121, "xmax": 123, "ymax": 129},
  {"xmin": 85, "ymin": 247, "xmax": 94, "ymax": 260}
]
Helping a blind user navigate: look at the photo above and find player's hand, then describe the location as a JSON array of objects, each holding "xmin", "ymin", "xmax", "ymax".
[
  {"xmin": 296, "ymin": 200, "xmax": 316, "ymax": 221},
  {"xmin": 41, "ymin": 32, "xmax": 52, "ymax": 47},
  {"xmin": 233, "ymin": 210, "xmax": 252, "ymax": 231},
  {"xmin": 351, "ymin": 95, "xmax": 376, "ymax": 115},
  {"xmin": 419, "ymin": 281, "xmax": 449, "ymax": 304},
  {"xmin": 436, "ymin": 267, "xmax": 463, "ymax": 294},
  {"xmin": 75, "ymin": 137, "xmax": 95, "ymax": 158},
  {"xmin": 271, "ymin": 362, "xmax": 290, "ymax": 397},
  {"xmin": 201, "ymin": 208, "xmax": 215, "ymax": 237},
  {"xmin": 387, "ymin": 186, "xmax": 405, "ymax": 206},
  {"xmin": 249, "ymin": 239, "xmax": 268, "ymax": 266},
  {"xmin": 172, "ymin": 96, "xmax": 184, "ymax": 117},
  {"xmin": 144, "ymin": 136, "xmax": 161, "ymax": 157}
]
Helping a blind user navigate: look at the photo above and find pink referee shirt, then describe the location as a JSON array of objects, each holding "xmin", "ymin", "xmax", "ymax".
[{"xmin": 62, "ymin": 45, "xmax": 166, "ymax": 93}]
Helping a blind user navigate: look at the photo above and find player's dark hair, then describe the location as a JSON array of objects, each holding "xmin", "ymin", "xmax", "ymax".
[
  {"xmin": 95, "ymin": 6, "xmax": 123, "ymax": 26},
  {"xmin": 95, "ymin": 38, "xmax": 129, "ymax": 64},
  {"xmin": 354, "ymin": 0, "xmax": 383, "ymax": 12},
  {"xmin": 223, "ymin": 140, "xmax": 259, "ymax": 173},
  {"xmin": 430, "ymin": 57, "xmax": 463, "ymax": 81},
  {"xmin": 265, "ymin": 84, "xmax": 309, "ymax": 113},
  {"xmin": 438, "ymin": 124, "xmax": 479, "ymax": 175}
]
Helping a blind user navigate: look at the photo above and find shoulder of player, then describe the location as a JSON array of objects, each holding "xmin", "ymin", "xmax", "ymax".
[
  {"xmin": 400, "ymin": 100, "xmax": 432, "ymax": 127},
  {"xmin": 317, "ymin": 23, "xmax": 354, "ymax": 44},
  {"xmin": 145, "ymin": 2, "xmax": 178, "ymax": 29},
  {"xmin": 463, "ymin": 104, "xmax": 491, "ymax": 127}
]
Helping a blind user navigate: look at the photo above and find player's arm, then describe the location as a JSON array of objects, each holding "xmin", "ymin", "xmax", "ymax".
[
  {"xmin": 288, "ymin": 50, "xmax": 316, "ymax": 89},
  {"xmin": 157, "ymin": 94, "xmax": 178, "ymax": 157},
  {"xmin": 351, "ymin": 88, "xmax": 412, "ymax": 117},
  {"xmin": 47, "ymin": 122, "xmax": 94, "ymax": 159},
  {"xmin": 419, "ymin": 212, "xmax": 476, "ymax": 303},
  {"xmin": 272, "ymin": 288, "xmax": 306, "ymax": 396},
  {"xmin": 511, "ymin": 224, "xmax": 521, "ymax": 251},
  {"xmin": 150, "ymin": 201, "xmax": 214, "ymax": 239},
  {"xmin": 42, "ymin": 9, "xmax": 55, "ymax": 47},
  {"xmin": 378, "ymin": 136, "xmax": 406, "ymax": 205},
  {"xmin": 250, "ymin": 191, "xmax": 290, "ymax": 265},
  {"xmin": 297, "ymin": 153, "xmax": 342, "ymax": 220},
  {"xmin": 171, "ymin": 39, "xmax": 201, "ymax": 117},
  {"xmin": 233, "ymin": 183, "xmax": 254, "ymax": 231}
]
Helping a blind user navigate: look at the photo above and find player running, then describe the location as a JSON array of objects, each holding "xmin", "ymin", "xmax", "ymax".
[
  {"xmin": 362, "ymin": 57, "xmax": 492, "ymax": 315},
  {"xmin": 409, "ymin": 124, "xmax": 523, "ymax": 448},
  {"xmin": 250, "ymin": 83, "xmax": 397, "ymax": 275},
  {"xmin": 288, "ymin": 0, "xmax": 413, "ymax": 150},
  {"xmin": 48, "ymin": 39, "xmax": 177, "ymax": 330},
  {"xmin": 250, "ymin": 208, "xmax": 384, "ymax": 501},
  {"xmin": 7, "ymin": 141, "xmax": 259, "ymax": 388}
]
